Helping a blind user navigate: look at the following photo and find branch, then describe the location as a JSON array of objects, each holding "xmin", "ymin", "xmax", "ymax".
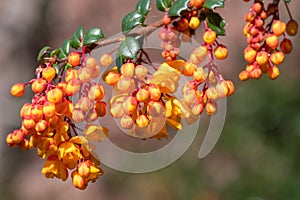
[{"xmin": 94, "ymin": 20, "xmax": 164, "ymax": 49}]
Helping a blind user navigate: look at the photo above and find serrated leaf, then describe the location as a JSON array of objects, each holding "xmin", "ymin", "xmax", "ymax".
[
  {"xmin": 37, "ymin": 46, "xmax": 51, "ymax": 63},
  {"xmin": 49, "ymin": 49, "xmax": 60, "ymax": 57},
  {"xmin": 136, "ymin": 0, "xmax": 151, "ymax": 16},
  {"xmin": 83, "ymin": 28, "xmax": 104, "ymax": 46},
  {"xmin": 70, "ymin": 26, "xmax": 83, "ymax": 49},
  {"xmin": 122, "ymin": 11, "xmax": 145, "ymax": 34},
  {"xmin": 206, "ymin": 11, "xmax": 226, "ymax": 36},
  {"xmin": 168, "ymin": 0, "xmax": 190, "ymax": 17},
  {"xmin": 203, "ymin": 0, "xmax": 224, "ymax": 9},
  {"xmin": 156, "ymin": 0, "xmax": 173, "ymax": 11},
  {"xmin": 58, "ymin": 40, "xmax": 70, "ymax": 59}
]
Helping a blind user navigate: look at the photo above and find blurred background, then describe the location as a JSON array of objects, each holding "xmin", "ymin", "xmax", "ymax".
[{"xmin": 0, "ymin": 0, "xmax": 299, "ymax": 199}]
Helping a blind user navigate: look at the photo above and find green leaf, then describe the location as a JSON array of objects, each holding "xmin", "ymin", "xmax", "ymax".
[
  {"xmin": 115, "ymin": 51, "xmax": 123, "ymax": 72},
  {"xmin": 70, "ymin": 26, "xmax": 84, "ymax": 49},
  {"xmin": 37, "ymin": 46, "xmax": 51, "ymax": 63},
  {"xmin": 284, "ymin": 0, "xmax": 291, "ymax": 2},
  {"xmin": 119, "ymin": 37, "xmax": 141, "ymax": 59},
  {"xmin": 122, "ymin": 11, "xmax": 145, "ymax": 34},
  {"xmin": 203, "ymin": 0, "xmax": 224, "ymax": 9},
  {"xmin": 50, "ymin": 49, "xmax": 60, "ymax": 57},
  {"xmin": 206, "ymin": 11, "xmax": 226, "ymax": 36},
  {"xmin": 116, "ymin": 37, "xmax": 141, "ymax": 71},
  {"xmin": 83, "ymin": 28, "xmax": 104, "ymax": 46},
  {"xmin": 58, "ymin": 40, "xmax": 70, "ymax": 59},
  {"xmin": 156, "ymin": 0, "xmax": 173, "ymax": 11},
  {"xmin": 53, "ymin": 64, "xmax": 60, "ymax": 75},
  {"xmin": 136, "ymin": 0, "xmax": 151, "ymax": 16},
  {"xmin": 64, "ymin": 63, "xmax": 72, "ymax": 71},
  {"xmin": 168, "ymin": 0, "xmax": 190, "ymax": 17}
]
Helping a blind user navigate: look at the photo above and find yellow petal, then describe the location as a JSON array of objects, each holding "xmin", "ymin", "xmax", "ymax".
[
  {"xmin": 84, "ymin": 124, "xmax": 109, "ymax": 142},
  {"xmin": 167, "ymin": 118, "xmax": 183, "ymax": 131}
]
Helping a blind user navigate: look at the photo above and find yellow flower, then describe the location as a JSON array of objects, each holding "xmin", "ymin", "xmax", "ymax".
[
  {"xmin": 58, "ymin": 141, "xmax": 82, "ymax": 169},
  {"xmin": 84, "ymin": 160, "xmax": 103, "ymax": 183},
  {"xmin": 152, "ymin": 62, "xmax": 181, "ymax": 93},
  {"xmin": 71, "ymin": 171, "xmax": 87, "ymax": 190},
  {"xmin": 37, "ymin": 137, "xmax": 58, "ymax": 158},
  {"xmin": 41, "ymin": 155, "xmax": 68, "ymax": 181}
]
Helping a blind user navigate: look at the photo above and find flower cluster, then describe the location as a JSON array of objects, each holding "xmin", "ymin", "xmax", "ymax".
[
  {"xmin": 240, "ymin": 0, "xmax": 298, "ymax": 80},
  {"xmin": 6, "ymin": 0, "xmax": 240, "ymax": 190},
  {"xmin": 8, "ymin": 49, "xmax": 110, "ymax": 189}
]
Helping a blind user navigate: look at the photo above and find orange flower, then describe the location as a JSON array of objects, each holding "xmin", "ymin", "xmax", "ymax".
[
  {"xmin": 58, "ymin": 141, "xmax": 82, "ymax": 169},
  {"xmin": 41, "ymin": 155, "xmax": 68, "ymax": 181}
]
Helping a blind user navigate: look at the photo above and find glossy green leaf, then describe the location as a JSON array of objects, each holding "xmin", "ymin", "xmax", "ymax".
[
  {"xmin": 136, "ymin": 0, "xmax": 151, "ymax": 16},
  {"xmin": 116, "ymin": 37, "xmax": 141, "ymax": 71},
  {"xmin": 50, "ymin": 49, "xmax": 60, "ymax": 57},
  {"xmin": 37, "ymin": 46, "xmax": 51, "ymax": 63},
  {"xmin": 83, "ymin": 28, "xmax": 104, "ymax": 46},
  {"xmin": 70, "ymin": 26, "xmax": 83, "ymax": 49},
  {"xmin": 58, "ymin": 40, "xmax": 70, "ymax": 59},
  {"xmin": 203, "ymin": 0, "xmax": 224, "ymax": 9},
  {"xmin": 119, "ymin": 37, "xmax": 141, "ymax": 59},
  {"xmin": 168, "ymin": 0, "xmax": 190, "ymax": 16},
  {"xmin": 206, "ymin": 11, "xmax": 226, "ymax": 36},
  {"xmin": 156, "ymin": 0, "xmax": 173, "ymax": 11},
  {"xmin": 122, "ymin": 11, "xmax": 145, "ymax": 34}
]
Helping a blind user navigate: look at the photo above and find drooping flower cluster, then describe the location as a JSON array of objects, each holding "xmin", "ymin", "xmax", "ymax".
[
  {"xmin": 8, "ymin": 49, "xmax": 110, "ymax": 189},
  {"xmin": 240, "ymin": 0, "xmax": 298, "ymax": 80}
]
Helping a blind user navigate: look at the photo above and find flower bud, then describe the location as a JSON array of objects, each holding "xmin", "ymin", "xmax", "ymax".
[
  {"xmin": 105, "ymin": 72, "xmax": 120, "ymax": 86},
  {"xmin": 32, "ymin": 78, "xmax": 47, "ymax": 94},
  {"xmin": 120, "ymin": 114, "xmax": 134, "ymax": 129},
  {"xmin": 286, "ymin": 19, "xmax": 298, "ymax": 36},
  {"xmin": 95, "ymin": 101, "xmax": 107, "ymax": 117},
  {"xmin": 120, "ymin": 63, "xmax": 135, "ymax": 78},
  {"xmin": 85, "ymin": 57, "xmax": 98, "ymax": 69},
  {"xmin": 10, "ymin": 83, "xmax": 25, "ymax": 97},
  {"xmin": 42, "ymin": 66, "xmax": 56, "ymax": 81},
  {"xmin": 136, "ymin": 88, "xmax": 150, "ymax": 102},
  {"xmin": 266, "ymin": 34, "xmax": 279, "ymax": 49},
  {"xmin": 202, "ymin": 30, "xmax": 216, "ymax": 45},
  {"xmin": 88, "ymin": 84, "xmax": 105, "ymax": 101},
  {"xmin": 206, "ymin": 102, "xmax": 217, "ymax": 116},
  {"xmin": 66, "ymin": 79, "xmax": 81, "ymax": 96},
  {"xmin": 135, "ymin": 65, "xmax": 148, "ymax": 79},
  {"xmin": 78, "ymin": 67, "xmax": 91, "ymax": 83},
  {"xmin": 214, "ymin": 45, "xmax": 228, "ymax": 60},
  {"xmin": 43, "ymin": 101, "xmax": 56, "ymax": 118},
  {"xmin": 100, "ymin": 53, "xmax": 112, "ymax": 67},
  {"xmin": 68, "ymin": 52, "xmax": 81, "ymax": 67},
  {"xmin": 272, "ymin": 20, "xmax": 286, "ymax": 36},
  {"xmin": 270, "ymin": 51, "xmax": 284, "ymax": 65},
  {"xmin": 65, "ymin": 68, "xmax": 79, "ymax": 83},
  {"xmin": 136, "ymin": 115, "xmax": 149, "ymax": 128}
]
